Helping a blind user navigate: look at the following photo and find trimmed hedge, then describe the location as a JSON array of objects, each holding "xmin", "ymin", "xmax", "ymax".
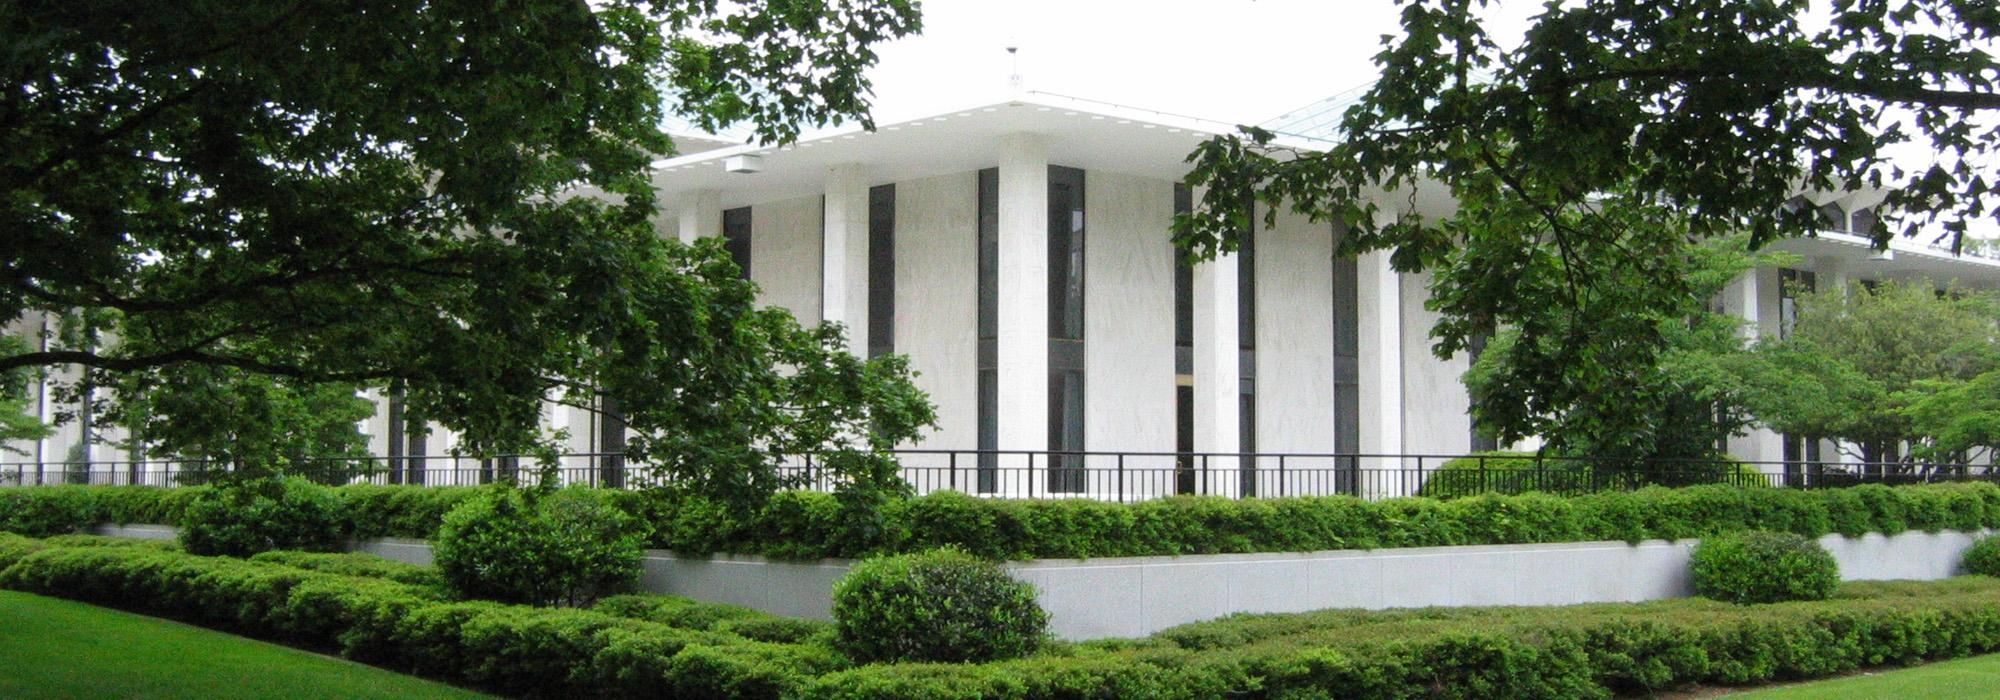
[
  {"xmin": 6, "ymin": 481, "xmax": 2000, "ymax": 561},
  {"xmin": 179, "ymin": 477, "xmax": 346, "ymax": 556},
  {"xmin": 803, "ymin": 577, "xmax": 2000, "ymax": 699},
  {"xmin": 6, "ymin": 534, "xmax": 2000, "ymax": 698},
  {"xmin": 248, "ymin": 550, "xmax": 444, "ymax": 588},
  {"xmin": 0, "ymin": 537, "xmax": 844, "ymax": 699}
]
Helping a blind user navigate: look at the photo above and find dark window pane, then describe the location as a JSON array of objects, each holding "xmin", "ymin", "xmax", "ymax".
[
  {"xmin": 1048, "ymin": 166, "xmax": 1086, "ymax": 342},
  {"xmin": 1237, "ymin": 200, "xmax": 1255, "ymax": 460},
  {"xmin": 723, "ymin": 206, "xmax": 753, "ymax": 279},
  {"xmin": 1332, "ymin": 221, "xmax": 1360, "ymax": 494},
  {"xmin": 868, "ymin": 184, "xmax": 896, "ymax": 358},
  {"xmin": 977, "ymin": 169, "xmax": 998, "ymax": 493},
  {"xmin": 1048, "ymin": 369, "xmax": 1086, "ymax": 493},
  {"xmin": 977, "ymin": 169, "xmax": 998, "ymax": 341}
]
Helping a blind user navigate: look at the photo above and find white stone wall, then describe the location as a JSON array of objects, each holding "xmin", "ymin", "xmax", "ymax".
[
  {"xmin": 749, "ymin": 195, "xmax": 824, "ymax": 323},
  {"xmin": 1399, "ymin": 268, "xmax": 1474, "ymax": 460},
  {"xmin": 1082, "ymin": 171, "xmax": 1177, "ymax": 489},
  {"xmin": 1255, "ymin": 205, "xmax": 1339, "ymax": 492},
  {"xmin": 190, "ymin": 525, "xmax": 1975, "ymax": 641},
  {"xmin": 893, "ymin": 172, "xmax": 979, "ymax": 458}
]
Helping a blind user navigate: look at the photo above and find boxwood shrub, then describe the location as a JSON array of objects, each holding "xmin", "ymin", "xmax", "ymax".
[
  {"xmin": 1962, "ymin": 534, "xmax": 2000, "ymax": 576},
  {"xmin": 1690, "ymin": 530, "xmax": 1840, "ymax": 604},
  {"xmin": 432, "ymin": 486, "xmax": 650, "ymax": 607},
  {"xmin": 831, "ymin": 547, "xmax": 1047, "ymax": 663}
]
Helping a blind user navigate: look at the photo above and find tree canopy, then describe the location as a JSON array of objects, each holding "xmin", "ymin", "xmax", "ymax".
[
  {"xmin": 1734, "ymin": 279, "xmax": 2000, "ymax": 467},
  {"xmin": 1, "ymin": 1, "xmax": 932, "ymax": 496},
  {"xmin": 1462, "ymin": 233, "xmax": 1782, "ymax": 465},
  {"xmin": 1176, "ymin": 0, "xmax": 1996, "ymax": 449}
]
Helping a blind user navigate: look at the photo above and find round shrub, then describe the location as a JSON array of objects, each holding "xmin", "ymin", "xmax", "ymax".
[
  {"xmin": 179, "ymin": 477, "xmax": 344, "ymax": 557},
  {"xmin": 1962, "ymin": 534, "xmax": 2000, "ymax": 576},
  {"xmin": 830, "ymin": 547, "xmax": 1047, "ymax": 663},
  {"xmin": 1691, "ymin": 530, "xmax": 1840, "ymax": 604},
  {"xmin": 432, "ymin": 486, "xmax": 649, "ymax": 607}
]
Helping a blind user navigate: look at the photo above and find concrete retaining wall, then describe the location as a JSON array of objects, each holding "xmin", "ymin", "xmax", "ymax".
[{"xmin": 90, "ymin": 524, "xmax": 1988, "ymax": 640}]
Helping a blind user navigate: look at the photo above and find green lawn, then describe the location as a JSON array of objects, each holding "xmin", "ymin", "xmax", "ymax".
[
  {"xmin": 0, "ymin": 590, "xmax": 491, "ymax": 700},
  {"xmin": 1721, "ymin": 653, "xmax": 2000, "ymax": 698}
]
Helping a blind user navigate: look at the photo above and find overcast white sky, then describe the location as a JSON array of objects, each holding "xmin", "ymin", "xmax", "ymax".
[{"xmin": 862, "ymin": 0, "xmax": 1541, "ymax": 125}]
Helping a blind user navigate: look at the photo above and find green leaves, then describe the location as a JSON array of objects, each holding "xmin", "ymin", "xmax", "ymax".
[
  {"xmin": 0, "ymin": 2, "xmax": 928, "ymax": 500},
  {"xmin": 1734, "ymin": 279, "xmax": 2000, "ymax": 463}
]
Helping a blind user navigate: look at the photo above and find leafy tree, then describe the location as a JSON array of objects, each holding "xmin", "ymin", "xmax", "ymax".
[
  {"xmin": 0, "ymin": 2, "xmax": 932, "ymax": 500},
  {"xmin": 0, "ymin": 335, "xmax": 51, "ymax": 453},
  {"xmin": 1734, "ymin": 280, "xmax": 1999, "ymax": 468},
  {"xmin": 103, "ymin": 367, "xmax": 374, "ymax": 480},
  {"xmin": 1461, "ymin": 233, "xmax": 1780, "ymax": 468},
  {"xmin": 1903, "ymin": 370, "xmax": 2000, "ymax": 463},
  {"xmin": 1176, "ymin": 0, "xmax": 1995, "ymax": 453}
]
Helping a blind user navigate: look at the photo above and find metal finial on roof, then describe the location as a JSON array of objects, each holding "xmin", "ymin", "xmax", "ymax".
[{"xmin": 1006, "ymin": 43, "xmax": 1023, "ymax": 93}]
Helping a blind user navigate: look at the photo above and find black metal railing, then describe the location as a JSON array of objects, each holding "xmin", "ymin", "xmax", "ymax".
[{"xmin": 2, "ymin": 449, "xmax": 1993, "ymax": 501}]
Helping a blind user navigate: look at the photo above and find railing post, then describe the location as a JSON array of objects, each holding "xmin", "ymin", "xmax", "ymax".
[
  {"xmin": 950, "ymin": 451, "xmax": 958, "ymax": 492},
  {"xmin": 1409, "ymin": 455, "xmax": 1420, "ymax": 497},
  {"xmin": 1029, "ymin": 452, "xmax": 1036, "ymax": 500},
  {"xmin": 1278, "ymin": 455, "xmax": 1287, "ymax": 498},
  {"xmin": 1117, "ymin": 453, "xmax": 1126, "ymax": 503}
]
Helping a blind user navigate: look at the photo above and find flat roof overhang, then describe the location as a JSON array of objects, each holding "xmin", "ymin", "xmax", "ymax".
[{"xmin": 646, "ymin": 92, "xmax": 1331, "ymax": 215}]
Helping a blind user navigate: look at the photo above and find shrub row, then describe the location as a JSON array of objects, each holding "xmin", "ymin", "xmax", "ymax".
[
  {"xmin": 808, "ymin": 578, "xmax": 2000, "ymax": 699},
  {"xmin": 8, "ymin": 481, "xmax": 2000, "ymax": 561},
  {"xmin": 0, "ymin": 538, "xmax": 845, "ymax": 699},
  {"xmin": 8, "ymin": 533, "xmax": 2000, "ymax": 698}
]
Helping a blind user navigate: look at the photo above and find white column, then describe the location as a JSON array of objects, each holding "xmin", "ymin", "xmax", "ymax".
[
  {"xmin": 996, "ymin": 135, "xmax": 1050, "ymax": 470},
  {"xmin": 1817, "ymin": 255, "xmax": 1851, "ymax": 295},
  {"xmin": 1723, "ymin": 269, "xmax": 1764, "ymax": 342},
  {"xmin": 821, "ymin": 164, "xmax": 870, "ymax": 347},
  {"xmin": 675, "ymin": 189, "xmax": 721, "ymax": 243},
  {"xmin": 1357, "ymin": 213, "xmax": 1404, "ymax": 492},
  {"xmin": 1724, "ymin": 268, "xmax": 1784, "ymax": 464},
  {"xmin": 1192, "ymin": 187, "xmax": 1241, "ymax": 495}
]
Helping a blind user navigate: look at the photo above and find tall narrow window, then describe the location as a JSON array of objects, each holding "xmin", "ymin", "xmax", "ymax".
[
  {"xmin": 722, "ymin": 206, "xmax": 753, "ymax": 279},
  {"xmin": 1047, "ymin": 166, "xmax": 1087, "ymax": 493},
  {"xmin": 976, "ymin": 169, "xmax": 999, "ymax": 492},
  {"xmin": 1331, "ymin": 221, "xmax": 1360, "ymax": 494},
  {"xmin": 1237, "ymin": 201, "xmax": 1257, "ymax": 495},
  {"xmin": 404, "ymin": 418, "xmax": 427, "ymax": 486},
  {"xmin": 1174, "ymin": 184, "xmax": 1196, "ymax": 495},
  {"xmin": 386, "ymin": 389, "xmax": 407, "ymax": 485},
  {"xmin": 597, "ymin": 394, "xmax": 626, "ymax": 488},
  {"xmin": 1467, "ymin": 333, "xmax": 1497, "ymax": 453},
  {"xmin": 868, "ymin": 184, "xmax": 897, "ymax": 358}
]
